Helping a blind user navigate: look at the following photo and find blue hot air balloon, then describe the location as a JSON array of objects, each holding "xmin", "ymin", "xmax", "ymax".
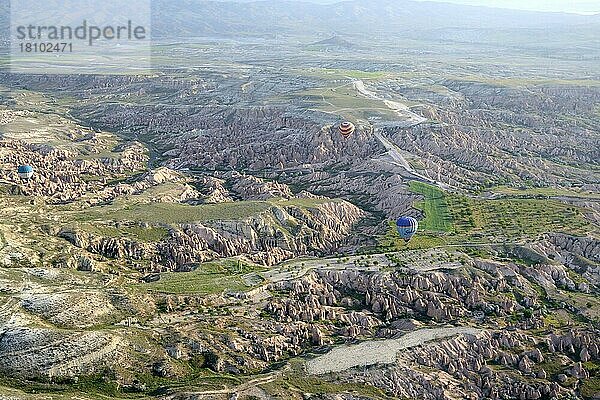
[
  {"xmin": 396, "ymin": 216, "xmax": 418, "ymax": 242},
  {"xmin": 18, "ymin": 165, "xmax": 34, "ymax": 179}
]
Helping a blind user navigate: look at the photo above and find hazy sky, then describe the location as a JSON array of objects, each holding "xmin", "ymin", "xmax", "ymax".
[
  {"xmin": 216, "ymin": 0, "xmax": 600, "ymax": 14},
  {"xmin": 415, "ymin": 0, "xmax": 600, "ymax": 14},
  {"xmin": 294, "ymin": 0, "xmax": 600, "ymax": 15}
]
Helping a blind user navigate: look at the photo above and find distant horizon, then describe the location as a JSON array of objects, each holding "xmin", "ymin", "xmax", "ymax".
[
  {"xmin": 211, "ymin": 0, "xmax": 600, "ymax": 15},
  {"xmin": 414, "ymin": 0, "xmax": 600, "ymax": 15}
]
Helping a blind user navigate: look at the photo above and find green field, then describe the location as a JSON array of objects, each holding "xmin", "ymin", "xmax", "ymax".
[
  {"xmin": 79, "ymin": 197, "xmax": 336, "ymax": 225},
  {"xmin": 265, "ymin": 376, "xmax": 392, "ymax": 400},
  {"xmin": 379, "ymin": 183, "xmax": 595, "ymax": 252},
  {"xmin": 136, "ymin": 260, "xmax": 260, "ymax": 295},
  {"xmin": 451, "ymin": 76, "xmax": 600, "ymax": 88},
  {"xmin": 492, "ymin": 185, "xmax": 600, "ymax": 199},
  {"xmin": 409, "ymin": 181, "xmax": 453, "ymax": 233},
  {"xmin": 296, "ymin": 67, "xmax": 389, "ymax": 80},
  {"xmin": 96, "ymin": 200, "xmax": 270, "ymax": 224},
  {"xmin": 449, "ymin": 196, "xmax": 594, "ymax": 239}
]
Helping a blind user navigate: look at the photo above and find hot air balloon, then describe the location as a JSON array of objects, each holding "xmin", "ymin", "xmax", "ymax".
[
  {"xmin": 396, "ymin": 216, "xmax": 418, "ymax": 242},
  {"xmin": 17, "ymin": 165, "xmax": 34, "ymax": 179},
  {"xmin": 338, "ymin": 121, "xmax": 355, "ymax": 138}
]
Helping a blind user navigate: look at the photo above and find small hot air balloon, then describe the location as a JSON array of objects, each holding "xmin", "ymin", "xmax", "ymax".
[
  {"xmin": 18, "ymin": 165, "xmax": 34, "ymax": 180},
  {"xmin": 396, "ymin": 216, "xmax": 418, "ymax": 242},
  {"xmin": 338, "ymin": 121, "xmax": 355, "ymax": 138}
]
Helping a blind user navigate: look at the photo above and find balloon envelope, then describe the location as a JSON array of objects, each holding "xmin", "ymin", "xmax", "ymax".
[
  {"xmin": 18, "ymin": 165, "xmax": 34, "ymax": 179},
  {"xmin": 396, "ymin": 216, "xmax": 418, "ymax": 242},
  {"xmin": 339, "ymin": 121, "xmax": 355, "ymax": 138}
]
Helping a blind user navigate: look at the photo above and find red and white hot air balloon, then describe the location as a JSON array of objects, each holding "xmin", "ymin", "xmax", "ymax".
[{"xmin": 338, "ymin": 121, "xmax": 355, "ymax": 138}]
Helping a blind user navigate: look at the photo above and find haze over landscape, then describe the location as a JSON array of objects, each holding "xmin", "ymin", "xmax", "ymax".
[
  {"xmin": 0, "ymin": 0, "xmax": 599, "ymax": 399},
  {"xmin": 220, "ymin": 0, "xmax": 600, "ymax": 14},
  {"xmin": 417, "ymin": 0, "xmax": 600, "ymax": 14}
]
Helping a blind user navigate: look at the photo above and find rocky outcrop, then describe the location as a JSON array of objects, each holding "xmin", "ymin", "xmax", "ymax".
[
  {"xmin": 335, "ymin": 328, "xmax": 599, "ymax": 400},
  {"xmin": 197, "ymin": 176, "xmax": 233, "ymax": 204},
  {"xmin": 548, "ymin": 233, "xmax": 600, "ymax": 263},
  {"xmin": 0, "ymin": 139, "xmax": 148, "ymax": 204},
  {"xmin": 381, "ymin": 81, "xmax": 600, "ymax": 189},
  {"xmin": 228, "ymin": 172, "xmax": 293, "ymax": 200},
  {"xmin": 59, "ymin": 200, "xmax": 364, "ymax": 268},
  {"xmin": 267, "ymin": 267, "xmax": 519, "ymax": 327},
  {"xmin": 59, "ymin": 227, "xmax": 155, "ymax": 261}
]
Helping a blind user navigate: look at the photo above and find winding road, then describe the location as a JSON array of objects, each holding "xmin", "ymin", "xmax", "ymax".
[{"xmin": 352, "ymin": 79, "xmax": 454, "ymax": 191}]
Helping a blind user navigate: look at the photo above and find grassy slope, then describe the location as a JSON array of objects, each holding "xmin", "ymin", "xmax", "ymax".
[
  {"xmin": 82, "ymin": 200, "xmax": 271, "ymax": 224},
  {"xmin": 449, "ymin": 195, "xmax": 594, "ymax": 239},
  {"xmin": 78, "ymin": 197, "xmax": 338, "ymax": 225},
  {"xmin": 409, "ymin": 181, "xmax": 453, "ymax": 233},
  {"xmin": 136, "ymin": 260, "xmax": 262, "ymax": 295}
]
